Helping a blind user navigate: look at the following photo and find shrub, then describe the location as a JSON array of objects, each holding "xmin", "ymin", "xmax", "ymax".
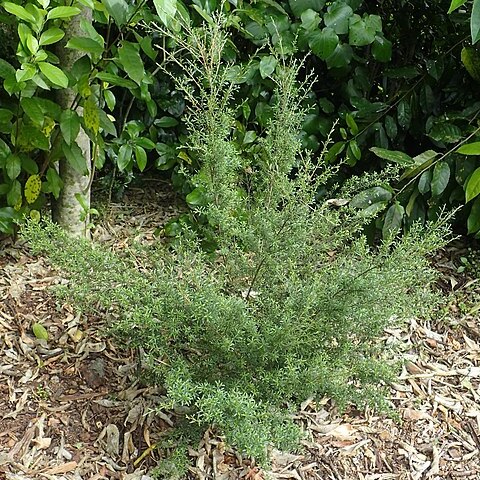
[{"xmin": 24, "ymin": 20, "xmax": 450, "ymax": 466}]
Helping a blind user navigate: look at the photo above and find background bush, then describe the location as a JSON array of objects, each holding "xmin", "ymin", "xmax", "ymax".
[{"xmin": 1, "ymin": 0, "xmax": 479, "ymax": 238}]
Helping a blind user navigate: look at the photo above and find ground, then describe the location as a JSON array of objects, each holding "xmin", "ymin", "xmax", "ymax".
[{"xmin": 1, "ymin": 179, "xmax": 480, "ymax": 480}]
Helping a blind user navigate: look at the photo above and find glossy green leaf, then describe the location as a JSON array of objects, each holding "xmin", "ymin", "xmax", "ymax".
[
  {"xmin": 156, "ymin": 116, "xmax": 179, "ymax": 128},
  {"xmin": 95, "ymin": 72, "xmax": 136, "ymax": 88},
  {"xmin": 26, "ymin": 34, "xmax": 39, "ymax": 55},
  {"xmin": 472, "ymin": 0, "xmax": 480, "ymax": 44},
  {"xmin": 36, "ymin": 98, "xmax": 62, "ymax": 120},
  {"xmin": 375, "ymin": 124, "xmax": 388, "ymax": 149},
  {"xmin": 325, "ymin": 141, "xmax": 345, "ymax": 162},
  {"xmin": 289, "ymin": 0, "xmax": 325, "ymax": 17},
  {"xmin": 16, "ymin": 64, "xmax": 36, "ymax": 83},
  {"xmin": 397, "ymin": 99, "xmax": 411, "ymax": 130},
  {"xmin": 418, "ymin": 170, "xmax": 432, "ymax": 194},
  {"xmin": 66, "ymin": 37, "xmax": 104, "ymax": 57},
  {"xmin": 348, "ymin": 14, "xmax": 376, "ymax": 46},
  {"xmin": 0, "ymin": 59, "xmax": 15, "ymax": 79},
  {"xmin": 468, "ymin": 197, "xmax": 480, "ymax": 233},
  {"xmin": 406, "ymin": 190, "xmax": 419, "ymax": 217},
  {"xmin": 38, "ymin": 62, "xmax": 68, "ymax": 88},
  {"xmin": 372, "ymin": 34, "xmax": 392, "ymax": 62},
  {"xmin": 413, "ymin": 150, "xmax": 439, "ymax": 166},
  {"xmin": 242, "ymin": 130, "xmax": 256, "ymax": 145},
  {"xmin": 98, "ymin": 110, "xmax": 116, "ymax": 137},
  {"xmin": 309, "ymin": 27, "xmax": 339, "ymax": 60},
  {"xmin": 349, "ymin": 139, "xmax": 361, "ymax": 160},
  {"xmin": 117, "ymin": 144, "xmax": 133, "ymax": 171},
  {"xmin": 382, "ymin": 203, "xmax": 404, "ymax": 238},
  {"xmin": 428, "ymin": 123, "xmax": 463, "ymax": 143},
  {"xmin": 136, "ymin": 137, "xmax": 156, "ymax": 149},
  {"xmin": 448, "ymin": 0, "xmax": 467, "ymax": 13},
  {"xmin": 135, "ymin": 145, "xmax": 147, "ymax": 172},
  {"xmin": 101, "ymin": 0, "xmax": 129, "ymax": 25},
  {"xmin": 326, "ymin": 43, "xmax": 353, "ymax": 68},
  {"xmin": 39, "ymin": 27, "xmax": 65, "ymax": 46},
  {"xmin": 21, "ymin": 155, "xmax": 39, "ymax": 175},
  {"xmin": 370, "ymin": 147, "xmax": 414, "ymax": 166},
  {"xmin": 361, "ymin": 201, "xmax": 389, "ymax": 216},
  {"xmin": 4, "ymin": 136, "xmax": 15, "ymax": 158},
  {"xmin": 60, "ymin": 109, "xmax": 81, "ymax": 146},
  {"xmin": 350, "ymin": 186, "xmax": 392, "ymax": 209},
  {"xmin": 153, "ymin": 0, "xmax": 177, "ymax": 25},
  {"xmin": 7, "ymin": 180, "xmax": 21, "ymax": 207},
  {"xmin": 138, "ymin": 35, "xmax": 158, "ymax": 61},
  {"xmin": 79, "ymin": 19, "xmax": 104, "ymax": 47},
  {"xmin": 186, "ymin": 187, "xmax": 207, "ymax": 206},
  {"xmin": 259, "ymin": 55, "xmax": 277, "ymax": 79},
  {"xmin": 62, "ymin": 140, "xmax": 88, "ymax": 175},
  {"xmin": 300, "ymin": 8, "xmax": 320, "ymax": 30},
  {"xmin": 6, "ymin": 154, "xmax": 21, "ymax": 180},
  {"xmin": 302, "ymin": 113, "xmax": 319, "ymax": 135},
  {"xmin": 457, "ymin": 142, "xmax": 480, "ymax": 155},
  {"xmin": 19, "ymin": 123, "xmax": 49, "ymax": 150},
  {"xmin": 324, "ymin": 2, "xmax": 353, "ymax": 35},
  {"xmin": 255, "ymin": 102, "xmax": 274, "ymax": 126},
  {"xmin": 46, "ymin": 6, "xmax": 80, "ymax": 20},
  {"xmin": 430, "ymin": 161, "xmax": 450, "ymax": 197},
  {"xmin": 345, "ymin": 113, "xmax": 358, "ymax": 135},
  {"xmin": 155, "ymin": 143, "xmax": 177, "ymax": 170},
  {"xmin": 104, "ymin": 90, "xmax": 116, "ymax": 111},
  {"xmin": 461, "ymin": 47, "xmax": 480, "ymax": 81},
  {"xmin": 466, "ymin": 167, "xmax": 480, "ymax": 202},
  {"xmin": 45, "ymin": 167, "xmax": 63, "ymax": 199},
  {"xmin": 21, "ymin": 97, "xmax": 44, "ymax": 126},
  {"xmin": 18, "ymin": 23, "xmax": 32, "ymax": 48},
  {"xmin": 118, "ymin": 41, "xmax": 145, "ymax": 85},
  {"xmin": 2, "ymin": 2, "xmax": 35, "ymax": 22},
  {"xmin": 384, "ymin": 115, "xmax": 397, "ymax": 140}
]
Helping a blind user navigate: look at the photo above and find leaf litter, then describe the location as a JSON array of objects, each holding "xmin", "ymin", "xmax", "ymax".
[{"xmin": 1, "ymin": 182, "xmax": 480, "ymax": 479}]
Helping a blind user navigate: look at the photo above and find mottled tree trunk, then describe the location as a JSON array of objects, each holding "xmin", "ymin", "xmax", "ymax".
[{"xmin": 52, "ymin": 8, "xmax": 92, "ymax": 238}]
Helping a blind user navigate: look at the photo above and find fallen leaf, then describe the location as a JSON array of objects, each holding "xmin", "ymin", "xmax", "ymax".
[
  {"xmin": 43, "ymin": 461, "xmax": 78, "ymax": 474},
  {"xmin": 33, "ymin": 436, "xmax": 52, "ymax": 449},
  {"xmin": 403, "ymin": 408, "xmax": 431, "ymax": 421}
]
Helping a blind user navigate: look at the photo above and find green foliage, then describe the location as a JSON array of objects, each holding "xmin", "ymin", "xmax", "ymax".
[
  {"xmin": 0, "ymin": 0, "xmax": 173, "ymax": 232},
  {"xmin": 24, "ymin": 22, "xmax": 450, "ymax": 464},
  {"xmin": 2, "ymin": 0, "xmax": 478, "ymax": 240},
  {"xmin": 448, "ymin": 0, "xmax": 480, "ymax": 44},
  {"xmin": 148, "ymin": 0, "xmax": 480, "ymax": 240}
]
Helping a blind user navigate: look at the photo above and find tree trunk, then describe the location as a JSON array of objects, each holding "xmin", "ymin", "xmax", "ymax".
[{"xmin": 52, "ymin": 8, "xmax": 92, "ymax": 238}]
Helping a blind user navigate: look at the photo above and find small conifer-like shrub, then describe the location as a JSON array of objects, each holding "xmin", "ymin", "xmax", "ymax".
[{"xmin": 25, "ymin": 20, "xmax": 449, "ymax": 466}]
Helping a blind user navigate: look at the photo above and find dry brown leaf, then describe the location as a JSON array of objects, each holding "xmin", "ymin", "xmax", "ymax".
[
  {"xmin": 405, "ymin": 361, "xmax": 425, "ymax": 375},
  {"xmin": 402, "ymin": 408, "xmax": 431, "ymax": 421},
  {"xmin": 32, "ymin": 436, "xmax": 52, "ymax": 449},
  {"xmin": 42, "ymin": 461, "xmax": 78, "ymax": 474},
  {"xmin": 270, "ymin": 450, "xmax": 303, "ymax": 467},
  {"xmin": 106, "ymin": 424, "xmax": 120, "ymax": 456}
]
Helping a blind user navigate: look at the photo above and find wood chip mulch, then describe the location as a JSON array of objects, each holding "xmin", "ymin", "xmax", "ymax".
[{"xmin": 1, "ymin": 181, "xmax": 480, "ymax": 480}]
